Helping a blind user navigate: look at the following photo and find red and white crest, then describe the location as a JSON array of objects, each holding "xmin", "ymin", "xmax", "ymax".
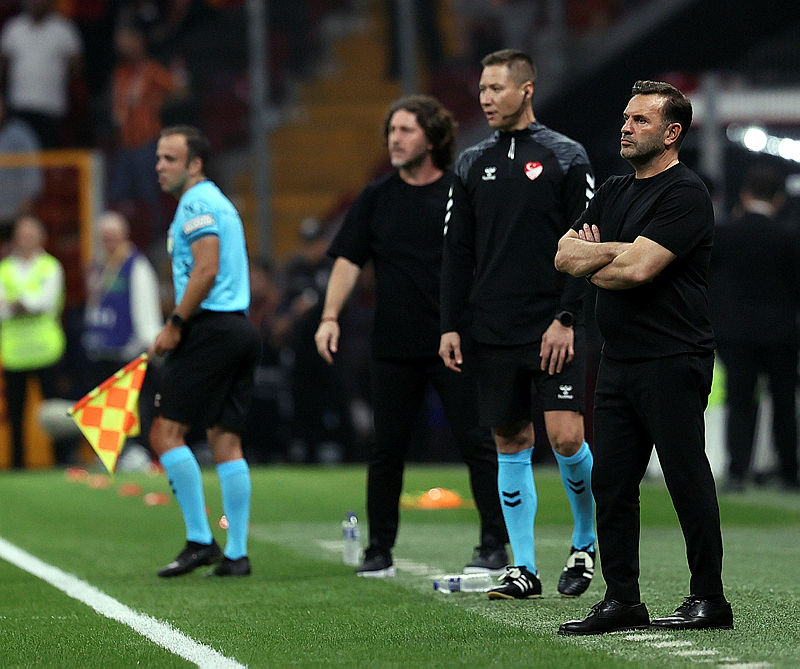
[{"xmin": 524, "ymin": 161, "xmax": 543, "ymax": 181}]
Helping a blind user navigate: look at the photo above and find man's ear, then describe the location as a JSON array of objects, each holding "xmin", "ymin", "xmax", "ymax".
[{"xmin": 664, "ymin": 122, "xmax": 681, "ymax": 148}]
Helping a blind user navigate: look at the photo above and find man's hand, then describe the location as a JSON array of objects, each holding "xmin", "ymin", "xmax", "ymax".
[
  {"xmin": 578, "ymin": 223, "xmax": 601, "ymax": 242},
  {"xmin": 540, "ymin": 320, "xmax": 574, "ymax": 375},
  {"xmin": 439, "ymin": 331, "xmax": 463, "ymax": 372},
  {"xmin": 314, "ymin": 319, "xmax": 340, "ymax": 364},
  {"xmin": 150, "ymin": 323, "xmax": 182, "ymax": 356}
]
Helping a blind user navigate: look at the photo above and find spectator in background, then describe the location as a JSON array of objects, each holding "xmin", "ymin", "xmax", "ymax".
[
  {"xmin": 0, "ymin": 91, "xmax": 42, "ymax": 244},
  {"xmin": 0, "ymin": 0, "xmax": 83, "ymax": 148},
  {"xmin": 241, "ymin": 257, "xmax": 290, "ymax": 464},
  {"xmin": 275, "ymin": 217, "xmax": 351, "ymax": 463},
  {"xmin": 82, "ymin": 210, "xmax": 162, "ymax": 455},
  {"xmin": 108, "ymin": 21, "xmax": 186, "ymax": 249},
  {"xmin": 710, "ymin": 165, "xmax": 800, "ymax": 492},
  {"xmin": 0, "ymin": 215, "xmax": 70, "ymax": 467}
]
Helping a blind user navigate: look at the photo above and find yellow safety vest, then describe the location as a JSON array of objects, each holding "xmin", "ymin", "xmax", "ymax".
[{"xmin": 0, "ymin": 253, "xmax": 66, "ymax": 371}]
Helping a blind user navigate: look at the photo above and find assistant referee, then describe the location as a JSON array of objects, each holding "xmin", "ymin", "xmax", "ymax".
[{"xmin": 150, "ymin": 125, "xmax": 260, "ymax": 578}]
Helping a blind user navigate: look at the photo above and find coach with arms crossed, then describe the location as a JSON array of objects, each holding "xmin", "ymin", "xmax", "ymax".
[{"xmin": 555, "ymin": 81, "xmax": 732, "ymax": 634}]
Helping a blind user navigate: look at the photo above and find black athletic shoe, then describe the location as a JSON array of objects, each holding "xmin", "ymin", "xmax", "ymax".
[
  {"xmin": 559, "ymin": 599, "xmax": 650, "ymax": 636},
  {"xmin": 463, "ymin": 546, "xmax": 509, "ymax": 573},
  {"xmin": 158, "ymin": 540, "xmax": 223, "ymax": 577},
  {"xmin": 209, "ymin": 556, "xmax": 251, "ymax": 577},
  {"xmin": 650, "ymin": 596, "xmax": 733, "ymax": 630},
  {"xmin": 487, "ymin": 565, "xmax": 542, "ymax": 599},
  {"xmin": 557, "ymin": 546, "xmax": 595, "ymax": 597},
  {"xmin": 356, "ymin": 550, "xmax": 396, "ymax": 578}
]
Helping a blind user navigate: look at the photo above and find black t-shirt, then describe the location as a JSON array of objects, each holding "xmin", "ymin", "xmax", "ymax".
[
  {"xmin": 441, "ymin": 122, "xmax": 593, "ymax": 345},
  {"xmin": 573, "ymin": 163, "xmax": 715, "ymax": 360},
  {"xmin": 710, "ymin": 211, "xmax": 800, "ymax": 346},
  {"xmin": 328, "ymin": 170, "xmax": 451, "ymax": 358}
]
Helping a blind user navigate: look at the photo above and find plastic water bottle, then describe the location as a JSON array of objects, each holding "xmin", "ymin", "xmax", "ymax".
[
  {"xmin": 342, "ymin": 512, "xmax": 361, "ymax": 566},
  {"xmin": 433, "ymin": 572, "xmax": 494, "ymax": 593}
]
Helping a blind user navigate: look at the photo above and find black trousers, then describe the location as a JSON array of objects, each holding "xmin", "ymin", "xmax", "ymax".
[
  {"xmin": 4, "ymin": 365, "xmax": 70, "ymax": 468},
  {"xmin": 367, "ymin": 355, "xmax": 507, "ymax": 554},
  {"xmin": 593, "ymin": 353, "xmax": 724, "ymax": 602},
  {"xmin": 717, "ymin": 342, "xmax": 798, "ymax": 485}
]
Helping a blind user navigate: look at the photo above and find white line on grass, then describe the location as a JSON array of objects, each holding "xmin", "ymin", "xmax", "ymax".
[
  {"xmin": 316, "ymin": 540, "xmax": 443, "ymax": 575},
  {"xmin": 0, "ymin": 537, "xmax": 245, "ymax": 669},
  {"xmin": 311, "ymin": 538, "xmax": 737, "ymax": 664}
]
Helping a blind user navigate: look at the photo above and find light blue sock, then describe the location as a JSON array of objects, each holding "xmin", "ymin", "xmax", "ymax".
[
  {"xmin": 554, "ymin": 441, "xmax": 596, "ymax": 551},
  {"xmin": 217, "ymin": 459, "xmax": 251, "ymax": 560},
  {"xmin": 160, "ymin": 446, "xmax": 213, "ymax": 545},
  {"xmin": 497, "ymin": 447, "xmax": 537, "ymax": 573}
]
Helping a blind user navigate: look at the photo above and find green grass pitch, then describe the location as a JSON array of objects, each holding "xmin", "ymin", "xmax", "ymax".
[{"xmin": 0, "ymin": 465, "xmax": 798, "ymax": 667}]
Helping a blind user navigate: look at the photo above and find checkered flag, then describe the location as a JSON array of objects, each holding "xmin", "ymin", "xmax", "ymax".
[{"xmin": 68, "ymin": 354, "xmax": 148, "ymax": 474}]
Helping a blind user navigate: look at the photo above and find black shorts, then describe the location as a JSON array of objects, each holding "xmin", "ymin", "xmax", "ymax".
[
  {"xmin": 155, "ymin": 310, "xmax": 261, "ymax": 434},
  {"xmin": 474, "ymin": 327, "xmax": 586, "ymax": 427}
]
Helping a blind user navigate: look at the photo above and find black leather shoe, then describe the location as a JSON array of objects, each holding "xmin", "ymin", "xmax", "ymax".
[
  {"xmin": 158, "ymin": 540, "xmax": 223, "ymax": 577},
  {"xmin": 650, "ymin": 596, "xmax": 733, "ymax": 630},
  {"xmin": 558, "ymin": 599, "xmax": 650, "ymax": 636},
  {"xmin": 209, "ymin": 556, "xmax": 251, "ymax": 577}
]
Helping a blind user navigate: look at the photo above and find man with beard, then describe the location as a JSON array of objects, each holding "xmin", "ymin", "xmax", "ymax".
[
  {"xmin": 316, "ymin": 95, "xmax": 508, "ymax": 577},
  {"xmin": 555, "ymin": 80, "xmax": 732, "ymax": 634}
]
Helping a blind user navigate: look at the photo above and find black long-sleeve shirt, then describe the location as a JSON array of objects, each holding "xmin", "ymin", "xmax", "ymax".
[{"xmin": 441, "ymin": 121, "xmax": 594, "ymax": 345}]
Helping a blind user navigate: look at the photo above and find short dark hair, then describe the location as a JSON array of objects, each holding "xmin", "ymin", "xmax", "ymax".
[
  {"xmin": 630, "ymin": 80, "xmax": 693, "ymax": 149},
  {"xmin": 741, "ymin": 163, "xmax": 784, "ymax": 202},
  {"xmin": 160, "ymin": 125, "xmax": 211, "ymax": 170},
  {"xmin": 480, "ymin": 49, "xmax": 537, "ymax": 86},
  {"xmin": 383, "ymin": 94, "xmax": 458, "ymax": 170}
]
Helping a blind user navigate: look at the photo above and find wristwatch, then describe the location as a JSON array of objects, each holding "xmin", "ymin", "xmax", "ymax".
[
  {"xmin": 168, "ymin": 312, "xmax": 185, "ymax": 329},
  {"xmin": 555, "ymin": 310, "xmax": 575, "ymax": 327}
]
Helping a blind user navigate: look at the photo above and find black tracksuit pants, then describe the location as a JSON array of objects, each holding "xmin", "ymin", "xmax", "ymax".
[
  {"xmin": 592, "ymin": 352, "xmax": 724, "ymax": 603},
  {"xmin": 367, "ymin": 355, "xmax": 507, "ymax": 555}
]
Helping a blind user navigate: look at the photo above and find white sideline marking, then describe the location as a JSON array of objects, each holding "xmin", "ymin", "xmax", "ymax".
[
  {"xmin": 316, "ymin": 540, "xmax": 443, "ymax": 576},
  {"xmin": 0, "ymin": 537, "xmax": 245, "ymax": 669},
  {"xmin": 674, "ymin": 649, "xmax": 719, "ymax": 657},
  {"xmin": 649, "ymin": 640, "xmax": 694, "ymax": 648},
  {"xmin": 312, "ymin": 539, "xmax": 737, "ymax": 664}
]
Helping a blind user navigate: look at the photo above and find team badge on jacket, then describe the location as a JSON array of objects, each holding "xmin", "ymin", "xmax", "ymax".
[{"xmin": 524, "ymin": 161, "xmax": 543, "ymax": 181}]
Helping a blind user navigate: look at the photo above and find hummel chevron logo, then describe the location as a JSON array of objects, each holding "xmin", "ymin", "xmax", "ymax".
[
  {"xmin": 502, "ymin": 490, "xmax": 521, "ymax": 507},
  {"xmin": 567, "ymin": 477, "xmax": 585, "ymax": 494}
]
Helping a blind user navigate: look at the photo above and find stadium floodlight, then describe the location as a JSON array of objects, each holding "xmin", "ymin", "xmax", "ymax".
[
  {"xmin": 741, "ymin": 126, "xmax": 768, "ymax": 152},
  {"xmin": 726, "ymin": 124, "xmax": 800, "ymax": 164},
  {"xmin": 778, "ymin": 137, "xmax": 800, "ymax": 163}
]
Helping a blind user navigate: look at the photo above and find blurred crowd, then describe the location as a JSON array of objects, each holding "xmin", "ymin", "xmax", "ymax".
[{"xmin": 0, "ymin": 0, "xmax": 799, "ymax": 488}]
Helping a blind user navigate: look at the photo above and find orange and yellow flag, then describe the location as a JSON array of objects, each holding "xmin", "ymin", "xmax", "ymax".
[{"xmin": 68, "ymin": 353, "xmax": 148, "ymax": 474}]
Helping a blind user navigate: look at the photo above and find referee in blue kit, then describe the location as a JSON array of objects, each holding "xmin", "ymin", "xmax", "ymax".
[{"xmin": 150, "ymin": 125, "xmax": 260, "ymax": 578}]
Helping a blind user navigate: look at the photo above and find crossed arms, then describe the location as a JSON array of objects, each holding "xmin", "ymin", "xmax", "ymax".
[{"xmin": 554, "ymin": 223, "xmax": 676, "ymax": 289}]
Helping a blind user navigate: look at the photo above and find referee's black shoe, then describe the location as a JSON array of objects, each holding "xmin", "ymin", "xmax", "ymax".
[
  {"xmin": 557, "ymin": 546, "xmax": 595, "ymax": 597},
  {"xmin": 650, "ymin": 596, "xmax": 733, "ymax": 630},
  {"xmin": 209, "ymin": 556, "xmax": 251, "ymax": 577},
  {"xmin": 158, "ymin": 540, "xmax": 223, "ymax": 577}
]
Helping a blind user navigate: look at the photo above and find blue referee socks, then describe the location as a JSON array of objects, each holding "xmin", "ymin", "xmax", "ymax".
[
  {"xmin": 160, "ymin": 446, "xmax": 214, "ymax": 545},
  {"xmin": 217, "ymin": 459, "xmax": 251, "ymax": 560},
  {"xmin": 554, "ymin": 441, "xmax": 596, "ymax": 551},
  {"xmin": 497, "ymin": 447, "xmax": 537, "ymax": 574}
]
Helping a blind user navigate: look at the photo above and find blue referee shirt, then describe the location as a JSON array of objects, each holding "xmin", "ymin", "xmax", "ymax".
[{"xmin": 167, "ymin": 180, "xmax": 250, "ymax": 312}]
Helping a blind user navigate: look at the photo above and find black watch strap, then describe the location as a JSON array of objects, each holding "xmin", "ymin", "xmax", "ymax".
[
  {"xmin": 556, "ymin": 310, "xmax": 574, "ymax": 327},
  {"xmin": 169, "ymin": 312, "xmax": 185, "ymax": 329}
]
